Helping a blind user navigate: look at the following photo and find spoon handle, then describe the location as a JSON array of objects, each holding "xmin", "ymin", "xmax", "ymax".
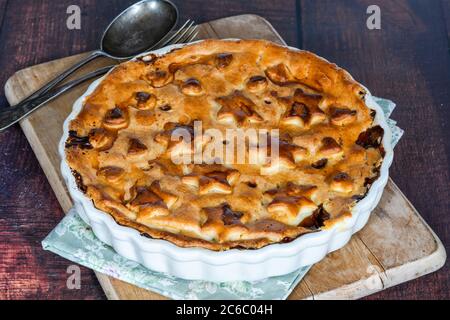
[
  {"xmin": 18, "ymin": 50, "xmax": 105, "ymax": 105},
  {"xmin": 0, "ymin": 65, "xmax": 114, "ymax": 132}
]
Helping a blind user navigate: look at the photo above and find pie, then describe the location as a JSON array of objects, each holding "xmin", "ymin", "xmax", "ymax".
[{"xmin": 65, "ymin": 39, "xmax": 385, "ymax": 250}]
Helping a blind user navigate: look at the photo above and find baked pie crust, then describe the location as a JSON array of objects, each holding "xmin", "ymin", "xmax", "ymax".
[{"xmin": 65, "ymin": 39, "xmax": 385, "ymax": 250}]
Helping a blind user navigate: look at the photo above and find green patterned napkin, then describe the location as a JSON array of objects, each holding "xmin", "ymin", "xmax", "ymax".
[
  {"xmin": 42, "ymin": 96, "xmax": 403, "ymax": 300},
  {"xmin": 372, "ymin": 96, "xmax": 404, "ymax": 145}
]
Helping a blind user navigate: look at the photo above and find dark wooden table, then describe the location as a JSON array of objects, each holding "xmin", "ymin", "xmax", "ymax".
[{"xmin": 0, "ymin": 0, "xmax": 448, "ymax": 300}]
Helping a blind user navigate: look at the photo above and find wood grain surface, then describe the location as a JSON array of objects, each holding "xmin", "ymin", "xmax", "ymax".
[{"xmin": 0, "ymin": 0, "xmax": 448, "ymax": 300}]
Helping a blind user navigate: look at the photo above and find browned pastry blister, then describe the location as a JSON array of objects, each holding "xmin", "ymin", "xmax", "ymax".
[{"xmin": 65, "ymin": 39, "xmax": 384, "ymax": 250}]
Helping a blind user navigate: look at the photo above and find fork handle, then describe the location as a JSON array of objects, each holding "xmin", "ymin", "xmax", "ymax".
[
  {"xmin": 18, "ymin": 50, "xmax": 105, "ymax": 105},
  {"xmin": 0, "ymin": 65, "xmax": 114, "ymax": 132}
]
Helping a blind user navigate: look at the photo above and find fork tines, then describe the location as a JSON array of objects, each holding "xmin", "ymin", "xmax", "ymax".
[{"xmin": 156, "ymin": 19, "xmax": 199, "ymax": 49}]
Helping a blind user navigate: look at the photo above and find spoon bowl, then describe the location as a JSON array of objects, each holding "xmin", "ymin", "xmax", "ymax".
[{"xmin": 102, "ymin": 0, "xmax": 178, "ymax": 58}]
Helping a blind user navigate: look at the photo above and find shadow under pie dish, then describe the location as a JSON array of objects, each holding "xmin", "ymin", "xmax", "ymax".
[{"xmin": 60, "ymin": 39, "xmax": 393, "ymax": 281}]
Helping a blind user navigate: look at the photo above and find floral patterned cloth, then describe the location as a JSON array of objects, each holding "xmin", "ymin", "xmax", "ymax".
[
  {"xmin": 372, "ymin": 96, "xmax": 404, "ymax": 146},
  {"xmin": 42, "ymin": 97, "xmax": 403, "ymax": 300}
]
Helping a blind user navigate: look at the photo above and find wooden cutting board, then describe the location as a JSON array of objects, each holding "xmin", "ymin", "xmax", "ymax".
[{"xmin": 4, "ymin": 14, "xmax": 446, "ymax": 300}]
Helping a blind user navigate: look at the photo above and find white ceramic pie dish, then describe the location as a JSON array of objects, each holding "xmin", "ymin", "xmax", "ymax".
[{"xmin": 59, "ymin": 40, "xmax": 394, "ymax": 282}]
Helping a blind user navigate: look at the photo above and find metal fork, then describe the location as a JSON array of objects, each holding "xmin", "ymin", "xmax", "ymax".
[
  {"xmin": 155, "ymin": 19, "xmax": 199, "ymax": 50},
  {"xmin": 0, "ymin": 22, "xmax": 199, "ymax": 132}
]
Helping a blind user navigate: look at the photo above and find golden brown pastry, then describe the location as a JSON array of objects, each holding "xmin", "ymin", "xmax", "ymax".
[{"xmin": 65, "ymin": 39, "xmax": 384, "ymax": 250}]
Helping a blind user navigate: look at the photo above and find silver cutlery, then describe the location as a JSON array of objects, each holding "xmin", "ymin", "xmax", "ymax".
[
  {"xmin": 20, "ymin": 0, "xmax": 179, "ymax": 105},
  {"xmin": 1, "ymin": 0, "xmax": 200, "ymax": 131},
  {"xmin": 0, "ymin": 66, "xmax": 115, "ymax": 132},
  {"xmin": 0, "ymin": 22, "xmax": 199, "ymax": 132}
]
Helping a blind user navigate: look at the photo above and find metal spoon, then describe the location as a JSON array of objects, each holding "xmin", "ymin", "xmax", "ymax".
[{"xmin": 21, "ymin": 0, "xmax": 178, "ymax": 104}]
